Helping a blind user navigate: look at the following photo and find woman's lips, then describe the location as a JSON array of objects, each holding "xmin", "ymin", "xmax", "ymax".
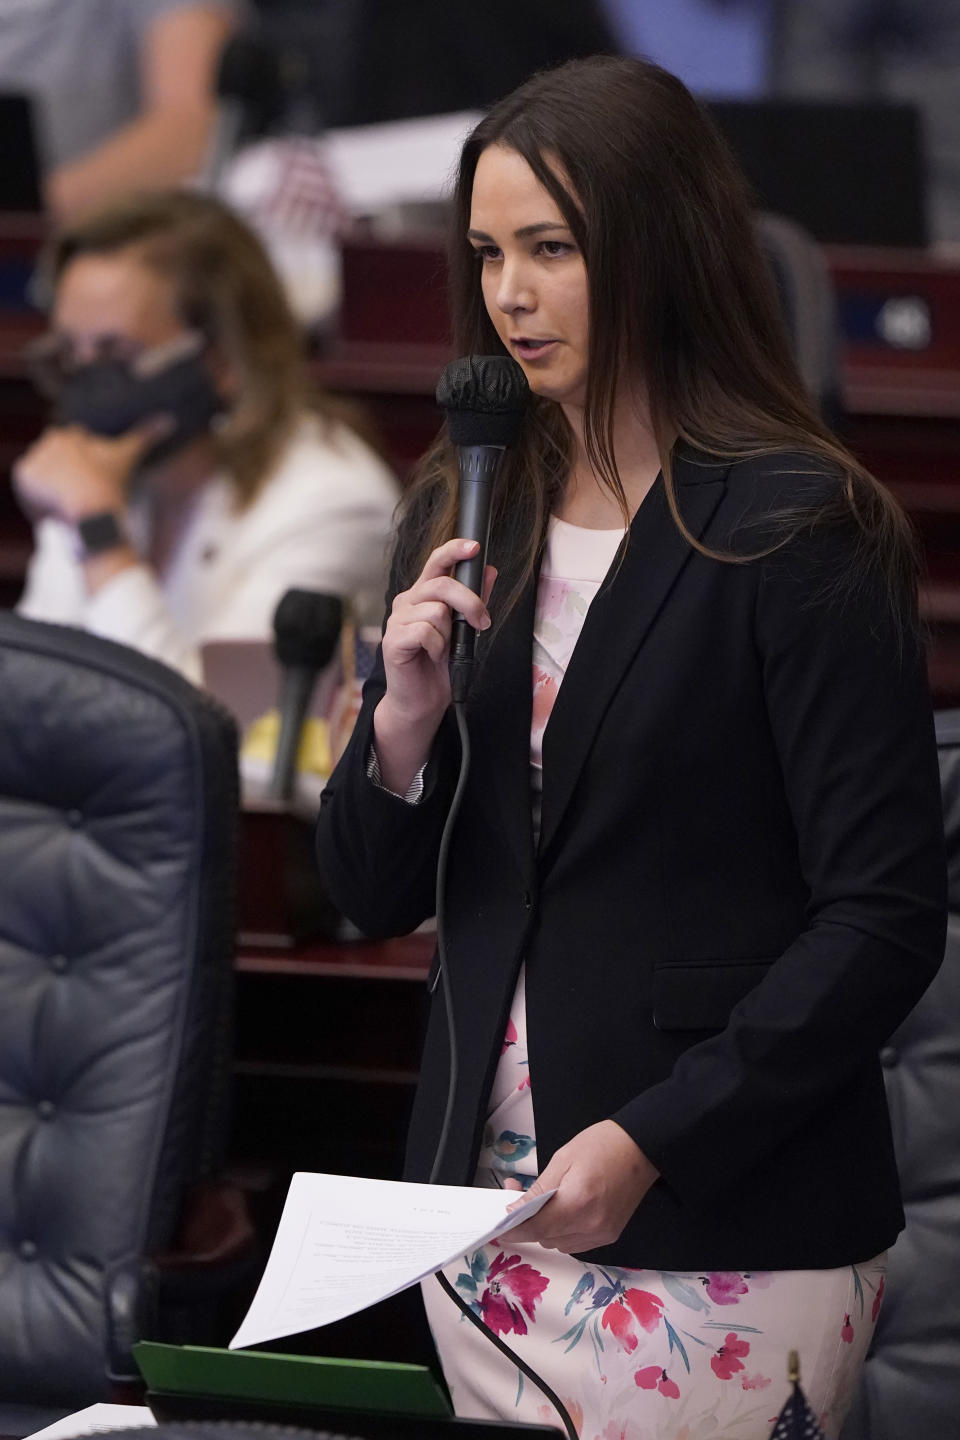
[{"xmin": 512, "ymin": 338, "xmax": 557, "ymax": 360}]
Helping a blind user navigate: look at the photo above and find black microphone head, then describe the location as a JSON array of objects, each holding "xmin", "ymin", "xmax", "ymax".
[
  {"xmin": 272, "ymin": 589, "xmax": 343, "ymax": 671},
  {"xmin": 436, "ymin": 355, "xmax": 529, "ymax": 447}
]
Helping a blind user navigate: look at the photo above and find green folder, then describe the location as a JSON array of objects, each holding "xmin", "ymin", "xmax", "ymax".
[{"xmin": 133, "ymin": 1341, "xmax": 452, "ymax": 1420}]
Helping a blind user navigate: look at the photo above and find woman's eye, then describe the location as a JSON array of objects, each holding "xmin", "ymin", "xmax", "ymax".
[
  {"xmin": 538, "ymin": 240, "xmax": 572, "ymax": 258},
  {"xmin": 473, "ymin": 245, "xmax": 501, "ymax": 263}
]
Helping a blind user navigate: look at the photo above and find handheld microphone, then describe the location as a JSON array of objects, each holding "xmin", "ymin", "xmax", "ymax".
[
  {"xmin": 435, "ymin": 355, "xmax": 528, "ymax": 703},
  {"xmin": 201, "ymin": 31, "xmax": 285, "ymax": 193},
  {"xmin": 268, "ymin": 588, "xmax": 343, "ymax": 802}
]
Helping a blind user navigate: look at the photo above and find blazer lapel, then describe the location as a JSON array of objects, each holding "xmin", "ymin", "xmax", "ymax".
[
  {"xmin": 537, "ymin": 451, "xmax": 730, "ymax": 862},
  {"xmin": 466, "ymin": 571, "xmax": 538, "ymax": 881}
]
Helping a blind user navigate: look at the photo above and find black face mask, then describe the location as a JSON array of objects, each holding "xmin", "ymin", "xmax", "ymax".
[{"xmin": 54, "ymin": 341, "xmax": 224, "ymax": 470}]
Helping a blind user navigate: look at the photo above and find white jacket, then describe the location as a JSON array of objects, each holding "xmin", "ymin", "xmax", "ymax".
[{"xmin": 18, "ymin": 415, "xmax": 399, "ymax": 684}]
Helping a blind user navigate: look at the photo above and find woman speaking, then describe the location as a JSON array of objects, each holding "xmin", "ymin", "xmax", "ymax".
[{"xmin": 316, "ymin": 56, "xmax": 946, "ymax": 1439}]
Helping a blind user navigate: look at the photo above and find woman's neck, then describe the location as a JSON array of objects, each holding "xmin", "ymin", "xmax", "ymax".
[
  {"xmin": 146, "ymin": 435, "xmax": 218, "ymax": 507},
  {"xmin": 557, "ymin": 386, "xmax": 664, "ymax": 529}
]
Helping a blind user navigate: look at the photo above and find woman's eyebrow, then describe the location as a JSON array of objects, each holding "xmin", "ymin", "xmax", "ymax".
[{"xmin": 467, "ymin": 222, "xmax": 571, "ymax": 241}]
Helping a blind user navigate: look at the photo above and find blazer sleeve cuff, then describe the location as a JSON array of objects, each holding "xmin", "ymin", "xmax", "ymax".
[{"xmin": 366, "ymin": 743, "xmax": 426, "ymax": 804}]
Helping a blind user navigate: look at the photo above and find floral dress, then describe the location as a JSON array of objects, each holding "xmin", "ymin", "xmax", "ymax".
[{"xmin": 421, "ymin": 517, "xmax": 885, "ymax": 1440}]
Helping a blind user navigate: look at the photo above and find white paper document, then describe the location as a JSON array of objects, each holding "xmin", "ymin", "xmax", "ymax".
[
  {"xmin": 23, "ymin": 1404, "xmax": 156, "ymax": 1440},
  {"xmin": 230, "ymin": 1171, "xmax": 555, "ymax": 1350}
]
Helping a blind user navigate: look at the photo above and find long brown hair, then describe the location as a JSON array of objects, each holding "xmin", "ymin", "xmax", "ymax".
[
  {"xmin": 47, "ymin": 191, "xmax": 328, "ymax": 508},
  {"xmin": 398, "ymin": 54, "xmax": 915, "ymax": 622}
]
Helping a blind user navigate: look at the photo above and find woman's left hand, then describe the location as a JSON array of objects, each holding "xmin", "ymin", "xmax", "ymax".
[
  {"xmin": 13, "ymin": 421, "xmax": 168, "ymax": 524},
  {"xmin": 502, "ymin": 1120, "xmax": 660, "ymax": 1254}
]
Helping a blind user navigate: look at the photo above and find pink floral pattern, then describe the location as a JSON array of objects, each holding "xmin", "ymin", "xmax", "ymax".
[
  {"xmin": 438, "ymin": 992, "xmax": 886, "ymax": 1440},
  {"xmin": 539, "ymin": 1399, "xmax": 583, "ymax": 1435},
  {"xmin": 529, "ymin": 519, "xmax": 623, "ymax": 775},
  {"xmin": 710, "ymin": 1332, "xmax": 752, "ymax": 1380},
  {"xmin": 530, "ymin": 664, "xmax": 559, "ymax": 770},
  {"xmin": 434, "ymin": 997, "xmax": 887, "ymax": 1440},
  {"xmin": 598, "ymin": 1421, "xmax": 640, "ymax": 1440},
  {"xmin": 600, "ymin": 1288, "xmax": 664, "ymax": 1352},
  {"xmin": 872, "ymin": 1276, "xmax": 885, "ymax": 1322},
  {"xmin": 635, "ymin": 1365, "xmax": 681, "ymax": 1398},
  {"xmin": 479, "ymin": 1252, "xmax": 549, "ymax": 1337},
  {"xmin": 702, "ymin": 1271, "xmax": 750, "ymax": 1305},
  {"xmin": 435, "ymin": 1236, "xmax": 885, "ymax": 1440}
]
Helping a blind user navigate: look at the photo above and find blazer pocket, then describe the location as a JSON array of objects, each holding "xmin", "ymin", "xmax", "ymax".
[{"xmin": 653, "ymin": 958, "xmax": 774, "ymax": 1031}]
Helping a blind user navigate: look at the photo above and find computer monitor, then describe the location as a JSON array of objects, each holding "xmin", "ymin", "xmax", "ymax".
[{"xmin": 708, "ymin": 99, "xmax": 927, "ymax": 248}]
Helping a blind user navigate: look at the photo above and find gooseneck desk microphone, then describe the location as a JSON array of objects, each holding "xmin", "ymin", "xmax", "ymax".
[{"xmin": 268, "ymin": 588, "xmax": 343, "ymax": 802}]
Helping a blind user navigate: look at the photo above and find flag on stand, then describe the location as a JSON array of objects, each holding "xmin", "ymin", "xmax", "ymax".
[{"xmin": 768, "ymin": 1350, "xmax": 826, "ymax": 1439}]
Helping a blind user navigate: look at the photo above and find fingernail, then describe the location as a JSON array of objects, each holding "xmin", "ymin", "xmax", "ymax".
[
  {"xmin": 463, "ymin": 539, "xmax": 480, "ymax": 553},
  {"xmin": 479, "ymin": 612, "xmax": 491, "ymax": 630}
]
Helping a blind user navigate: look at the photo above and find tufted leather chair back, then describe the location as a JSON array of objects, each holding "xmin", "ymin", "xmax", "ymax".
[
  {"xmin": 841, "ymin": 709, "xmax": 960, "ymax": 1437},
  {"xmin": 0, "ymin": 613, "xmax": 238, "ymax": 1414}
]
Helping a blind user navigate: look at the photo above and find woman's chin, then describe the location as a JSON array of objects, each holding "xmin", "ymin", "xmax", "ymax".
[{"xmin": 523, "ymin": 374, "xmax": 586, "ymax": 409}]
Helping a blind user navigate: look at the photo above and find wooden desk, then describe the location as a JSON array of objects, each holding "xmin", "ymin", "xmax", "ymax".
[
  {"xmin": 229, "ymin": 931, "xmax": 433, "ymax": 1190},
  {"xmin": 227, "ymin": 931, "xmax": 440, "ymax": 1366},
  {"xmin": 226, "ymin": 932, "xmax": 437, "ymax": 1370},
  {"xmin": 822, "ymin": 245, "xmax": 960, "ymax": 700},
  {"xmin": 237, "ymin": 929, "xmax": 432, "ymax": 982}
]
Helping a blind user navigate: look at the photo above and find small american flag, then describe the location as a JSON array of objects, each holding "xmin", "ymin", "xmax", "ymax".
[
  {"xmin": 225, "ymin": 137, "xmax": 352, "ymax": 242},
  {"xmin": 768, "ymin": 1352, "xmax": 826, "ymax": 1439}
]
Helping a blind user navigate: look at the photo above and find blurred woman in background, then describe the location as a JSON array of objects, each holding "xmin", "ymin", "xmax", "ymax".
[{"xmin": 15, "ymin": 189, "xmax": 398, "ymax": 684}]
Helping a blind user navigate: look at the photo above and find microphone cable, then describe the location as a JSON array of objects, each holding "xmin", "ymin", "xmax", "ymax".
[
  {"xmin": 432, "ymin": 1268, "xmax": 578, "ymax": 1440},
  {"xmin": 427, "ymin": 698, "xmax": 469, "ymax": 1189},
  {"xmin": 427, "ymin": 699, "xmax": 579, "ymax": 1440},
  {"xmin": 425, "ymin": 353, "xmax": 576, "ymax": 1438}
]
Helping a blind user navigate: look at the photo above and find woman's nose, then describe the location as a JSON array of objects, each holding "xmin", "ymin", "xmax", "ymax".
[{"xmin": 495, "ymin": 260, "xmax": 534, "ymax": 315}]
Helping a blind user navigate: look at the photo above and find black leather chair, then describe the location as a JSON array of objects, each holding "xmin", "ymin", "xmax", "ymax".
[
  {"xmin": 0, "ymin": 614, "xmax": 246, "ymax": 1435},
  {"xmin": 841, "ymin": 709, "xmax": 960, "ymax": 1438}
]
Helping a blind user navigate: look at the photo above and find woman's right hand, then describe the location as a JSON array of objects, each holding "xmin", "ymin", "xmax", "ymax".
[
  {"xmin": 12, "ymin": 421, "xmax": 167, "ymax": 525},
  {"xmin": 372, "ymin": 538, "xmax": 496, "ymax": 794}
]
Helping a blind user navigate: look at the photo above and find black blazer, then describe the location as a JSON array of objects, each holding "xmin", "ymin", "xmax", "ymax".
[{"xmin": 316, "ymin": 448, "xmax": 947, "ymax": 1272}]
